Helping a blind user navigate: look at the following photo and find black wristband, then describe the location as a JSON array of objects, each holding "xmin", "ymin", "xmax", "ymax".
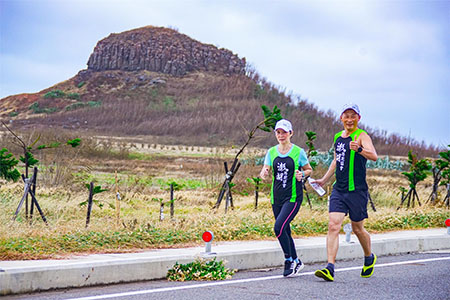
[{"xmin": 357, "ymin": 146, "xmax": 363, "ymax": 153}]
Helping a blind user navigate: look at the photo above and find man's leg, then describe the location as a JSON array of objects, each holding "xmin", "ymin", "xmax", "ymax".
[
  {"xmin": 351, "ymin": 220, "xmax": 371, "ymax": 256},
  {"xmin": 315, "ymin": 188, "xmax": 347, "ymax": 282},
  {"xmin": 327, "ymin": 212, "xmax": 346, "ymax": 263},
  {"xmin": 315, "ymin": 212, "xmax": 345, "ymax": 281},
  {"xmin": 352, "ymin": 219, "xmax": 377, "ymax": 277}
]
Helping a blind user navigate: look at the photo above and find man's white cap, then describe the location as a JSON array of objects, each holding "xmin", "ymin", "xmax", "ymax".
[
  {"xmin": 274, "ymin": 119, "xmax": 292, "ymax": 132},
  {"xmin": 341, "ymin": 103, "xmax": 361, "ymax": 116}
]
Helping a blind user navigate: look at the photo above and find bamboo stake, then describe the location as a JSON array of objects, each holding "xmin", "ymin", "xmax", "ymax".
[
  {"xmin": 85, "ymin": 182, "xmax": 94, "ymax": 228},
  {"xmin": 115, "ymin": 170, "xmax": 120, "ymax": 226}
]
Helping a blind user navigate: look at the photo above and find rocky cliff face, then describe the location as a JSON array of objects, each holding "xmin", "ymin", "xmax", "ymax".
[{"xmin": 87, "ymin": 26, "xmax": 246, "ymax": 76}]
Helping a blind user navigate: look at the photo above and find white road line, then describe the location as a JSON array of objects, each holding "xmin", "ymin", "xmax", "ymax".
[{"xmin": 65, "ymin": 256, "xmax": 450, "ymax": 300}]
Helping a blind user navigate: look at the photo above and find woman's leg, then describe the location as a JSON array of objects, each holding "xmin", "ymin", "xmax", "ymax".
[{"xmin": 273, "ymin": 201, "xmax": 300, "ymax": 259}]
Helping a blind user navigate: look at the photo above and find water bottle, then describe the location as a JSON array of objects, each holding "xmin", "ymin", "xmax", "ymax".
[{"xmin": 307, "ymin": 177, "xmax": 326, "ymax": 196}]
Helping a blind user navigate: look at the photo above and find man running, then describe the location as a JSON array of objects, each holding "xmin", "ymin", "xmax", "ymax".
[{"xmin": 312, "ymin": 103, "xmax": 378, "ymax": 281}]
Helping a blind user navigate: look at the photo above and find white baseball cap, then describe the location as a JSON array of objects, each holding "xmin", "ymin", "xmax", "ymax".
[
  {"xmin": 274, "ymin": 119, "xmax": 292, "ymax": 132},
  {"xmin": 341, "ymin": 103, "xmax": 361, "ymax": 116}
]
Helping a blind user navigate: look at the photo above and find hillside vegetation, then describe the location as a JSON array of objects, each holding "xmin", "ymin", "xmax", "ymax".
[
  {"xmin": 2, "ymin": 68, "xmax": 439, "ymax": 157},
  {"xmin": 0, "ymin": 26, "xmax": 440, "ymax": 156}
]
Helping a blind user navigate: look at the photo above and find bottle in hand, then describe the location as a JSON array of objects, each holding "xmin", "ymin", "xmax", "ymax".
[{"xmin": 307, "ymin": 178, "xmax": 326, "ymax": 196}]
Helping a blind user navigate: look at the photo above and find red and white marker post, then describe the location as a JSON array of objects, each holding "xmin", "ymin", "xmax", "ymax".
[{"xmin": 202, "ymin": 230, "xmax": 215, "ymax": 255}]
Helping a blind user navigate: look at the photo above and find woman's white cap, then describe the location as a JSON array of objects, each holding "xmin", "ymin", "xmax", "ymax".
[{"xmin": 274, "ymin": 119, "xmax": 292, "ymax": 132}]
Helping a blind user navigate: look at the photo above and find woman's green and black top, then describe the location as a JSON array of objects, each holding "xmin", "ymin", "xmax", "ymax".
[{"xmin": 264, "ymin": 144, "xmax": 309, "ymax": 204}]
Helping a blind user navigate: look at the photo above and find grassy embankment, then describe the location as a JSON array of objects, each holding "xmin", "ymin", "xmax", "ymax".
[{"xmin": 0, "ymin": 144, "xmax": 448, "ymax": 260}]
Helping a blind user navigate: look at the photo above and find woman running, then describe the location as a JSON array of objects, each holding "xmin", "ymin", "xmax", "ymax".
[{"xmin": 260, "ymin": 119, "xmax": 312, "ymax": 277}]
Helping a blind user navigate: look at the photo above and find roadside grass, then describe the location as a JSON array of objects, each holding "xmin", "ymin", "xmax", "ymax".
[
  {"xmin": 0, "ymin": 147, "xmax": 448, "ymax": 260},
  {"xmin": 1, "ymin": 182, "xmax": 448, "ymax": 260}
]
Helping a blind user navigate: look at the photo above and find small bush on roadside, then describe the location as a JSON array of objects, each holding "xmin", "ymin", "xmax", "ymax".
[{"xmin": 167, "ymin": 258, "xmax": 235, "ymax": 281}]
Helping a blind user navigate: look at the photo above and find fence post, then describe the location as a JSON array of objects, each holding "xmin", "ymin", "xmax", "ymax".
[
  {"xmin": 254, "ymin": 180, "xmax": 259, "ymax": 210},
  {"xmin": 159, "ymin": 201, "xmax": 164, "ymax": 221},
  {"xmin": 170, "ymin": 183, "xmax": 174, "ymax": 219},
  {"xmin": 115, "ymin": 170, "xmax": 120, "ymax": 226},
  {"xmin": 29, "ymin": 167, "xmax": 38, "ymax": 223},
  {"xmin": 13, "ymin": 172, "xmax": 35, "ymax": 221},
  {"xmin": 85, "ymin": 182, "xmax": 94, "ymax": 228}
]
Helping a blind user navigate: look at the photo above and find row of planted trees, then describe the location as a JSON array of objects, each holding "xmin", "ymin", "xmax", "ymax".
[
  {"xmin": 398, "ymin": 149, "xmax": 450, "ymax": 209},
  {"xmin": 0, "ymin": 121, "xmax": 82, "ymax": 224},
  {"xmin": 1, "ymin": 108, "xmax": 449, "ymax": 228},
  {"xmin": 210, "ymin": 106, "xmax": 450, "ymax": 212}
]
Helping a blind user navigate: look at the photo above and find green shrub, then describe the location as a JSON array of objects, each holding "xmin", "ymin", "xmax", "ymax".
[
  {"xmin": 67, "ymin": 93, "xmax": 80, "ymax": 100},
  {"xmin": 77, "ymin": 81, "xmax": 85, "ymax": 88},
  {"xmin": 43, "ymin": 90, "xmax": 66, "ymax": 99},
  {"xmin": 0, "ymin": 148, "xmax": 20, "ymax": 181},
  {"xmin": 167, "ymin": 258, "xmax": 235, "ymax": 281},
  {"xmin": 88, "ymin": 101, "xmax": 102, "ymax": 107},
  {"xmin": 65, "ymin": 101, "xmax": 101, "ymax": 111},
  {"xmin": 8, "ymin": 111, "xmax": 18, "ymax": 117},
  {"xmin": 163, "ymin": 96, "xmax": 176, "ymax": 111},
  {"xmin": 29, "ymin": 102, "xmax": 58, "ymax": 114},
  {"xmin": 65, "ymin": 102, "xmax": 87, "ymax": 111}
]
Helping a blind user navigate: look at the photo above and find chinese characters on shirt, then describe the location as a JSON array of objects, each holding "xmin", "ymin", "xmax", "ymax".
[
  {"xmin": 336, "ymin": 142, "xmax": 346, "ymax": 171},
  {"xmin": 276, "ymin": 162, "xmax": 289, "ymax": 188}
]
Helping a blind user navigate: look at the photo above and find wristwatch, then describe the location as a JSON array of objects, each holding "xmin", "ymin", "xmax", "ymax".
[{"xmin": 357, "ymin": 146, "xmax": 363, "ymax": 153}]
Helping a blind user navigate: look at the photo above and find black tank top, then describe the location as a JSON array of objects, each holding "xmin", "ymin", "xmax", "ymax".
[{"xmin": 334, "ymin": 129, "xmax": 368, "ymax": 192}]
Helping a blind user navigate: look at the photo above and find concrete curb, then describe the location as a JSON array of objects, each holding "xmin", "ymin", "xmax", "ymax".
[{"xmin": 1, "ymin": 229, "xmax": 449, "ymax": 295}]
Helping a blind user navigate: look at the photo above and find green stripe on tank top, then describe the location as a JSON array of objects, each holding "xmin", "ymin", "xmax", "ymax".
[
  {"xmin": 348, "ymin": 129, "xmax": 365, "ymax": 191},
  {"xmin": 269, "ymin": 146, "xmax": 278, "ymax": 204},
  {"xmin": 289, "ymin": 146, "xmax": 301, "ymax": 203}
]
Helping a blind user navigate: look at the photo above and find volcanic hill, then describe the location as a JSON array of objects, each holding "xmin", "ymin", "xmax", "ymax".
[{"xmin": 0, "ymin": 26, "xmax": 438, "ymax": 155}]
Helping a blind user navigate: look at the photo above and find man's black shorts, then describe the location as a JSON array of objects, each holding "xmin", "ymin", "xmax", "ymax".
[{"xmin": 329, "ymin": 188, "xmax": 369, "ymax": 222}]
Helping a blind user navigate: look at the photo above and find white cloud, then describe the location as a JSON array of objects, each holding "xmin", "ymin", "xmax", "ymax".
[{"xmin": 0, "ymin": 0, "xmax": 448, "ymax": 146}]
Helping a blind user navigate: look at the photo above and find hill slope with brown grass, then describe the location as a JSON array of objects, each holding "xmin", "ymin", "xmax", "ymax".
[{"xmin": 0, "ymin": 26, "xmax": 439, "ymax": 156}]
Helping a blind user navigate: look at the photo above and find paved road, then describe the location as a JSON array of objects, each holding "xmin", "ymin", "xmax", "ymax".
[{"xmin": 4, "ymin": 251, "xmax": 450, "ymax": 300}]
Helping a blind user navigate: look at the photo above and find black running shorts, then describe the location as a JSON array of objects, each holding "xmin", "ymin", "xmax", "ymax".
[{"xmin": 329, "ymin": 188, "xmax": 369, "ymax": 222}]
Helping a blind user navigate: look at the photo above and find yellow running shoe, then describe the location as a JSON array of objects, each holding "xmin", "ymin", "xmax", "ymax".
[
  {"xmin": 361, "ymin": 253, "xmax": 377, "ymax": 278},
  {"xmin": 314, "ymin": 268, "xmax": 334, "ymax": 281}
]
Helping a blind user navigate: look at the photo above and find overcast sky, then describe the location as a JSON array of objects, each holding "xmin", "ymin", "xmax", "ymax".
[{"xmin": 1, "ymin": 0, "xmax": 449, "ymax": 148}]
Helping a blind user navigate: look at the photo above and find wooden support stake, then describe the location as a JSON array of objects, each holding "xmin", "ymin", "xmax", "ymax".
[
  {"xmin": 304, "ymin": 189, "xmax": 312, "ymax": 209},
  {"xmin": 368, "ymin": 192, "xmax": 377, "ymax": 212},
  {"xmin": 159, "ymin": 201, "xmax": 164, "ymax": 221},
  {"xmin": 254, "ymin": 181, "xmax": 259, "ymax": 210},
  {"xmin": 25, "ymin": 166, "xmax": 29, "ymax": 221},
  {"xmin": 170, "ymin": 183, "xmax": 174, "ymax": 219},
  {"xmin": 224, "ymin": 182, "xmax": 230, "ymax": 213},
  {"xmin": 30, "ymin": 167, "xmax": 38, "ymax": 221},
  {"xmin": 214, "ymin": 160, "xmax": 241, "ymax": 210},
  {"xmin": 85, "ymin": 182, "xmax": 94, "ymax": 228},
  {"xmin": 27, "ymin": 188, "xmax": 48, "ymax": 225},
  {"xmin": 13, "ymin": 171, "xmax": 36, "ymax": 221},
  {"xmin": 115, "ymin": 170, "xmax": 120, "ymax": 226}
]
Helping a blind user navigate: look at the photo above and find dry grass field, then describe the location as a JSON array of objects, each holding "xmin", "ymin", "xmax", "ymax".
[{"xmin": 1, "ymin": 135, "xmax": 448, "ymax": 260}]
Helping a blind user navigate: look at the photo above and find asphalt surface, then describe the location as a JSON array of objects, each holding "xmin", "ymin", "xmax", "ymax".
[
  {"xmin": 3, "ymin": 251, "xmax": 450, "ymax": 300},
  {"xmin": 1, "ymin": 228, "xmax": 449, "ymax": 296}
]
